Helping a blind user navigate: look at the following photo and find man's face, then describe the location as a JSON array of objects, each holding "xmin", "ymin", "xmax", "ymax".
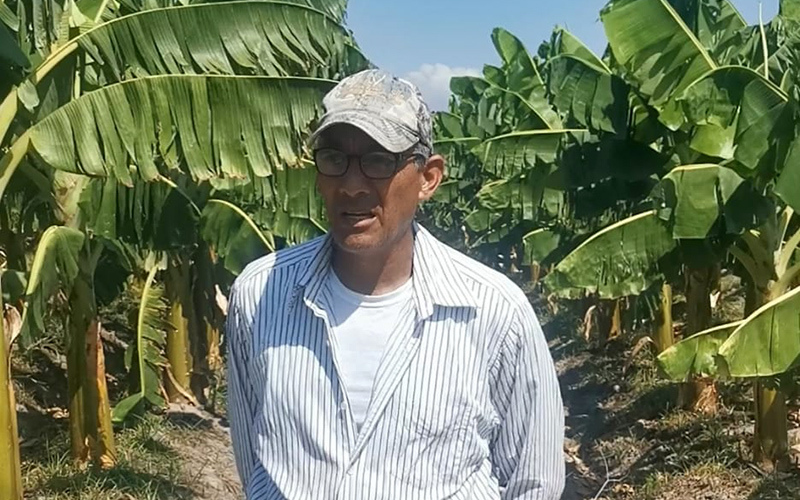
[{"xmin": 315, "ymin": 124, "xmax": 443, "ymax": 256}]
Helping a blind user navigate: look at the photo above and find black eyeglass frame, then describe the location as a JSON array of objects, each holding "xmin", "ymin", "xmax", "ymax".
[{"xmin": 312, "ymin": 146, "xmax": 428, "ymax": 180}]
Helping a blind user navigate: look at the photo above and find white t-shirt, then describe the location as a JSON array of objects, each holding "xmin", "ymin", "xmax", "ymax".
[{"xmin": 325, "ymin": 269, "xmax": 413, "ymax": 431}]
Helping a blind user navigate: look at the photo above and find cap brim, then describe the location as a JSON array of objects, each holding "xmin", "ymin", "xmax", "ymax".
[{"xmin": 309, "ymin": 110, "xmax": 418, "ymax": 153}]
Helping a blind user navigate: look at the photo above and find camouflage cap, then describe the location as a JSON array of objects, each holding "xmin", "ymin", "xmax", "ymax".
[{"xmin": 310, "ymin": 69, "xmax": 433, "ymax": 154}]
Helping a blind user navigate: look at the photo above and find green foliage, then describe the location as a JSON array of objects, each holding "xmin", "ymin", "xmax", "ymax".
[
  {"xmin": 676, "ymin": 66, "xmax": 792, "ymax": 169},
  {"xmin": 602, "ymin": 0, "xmax": 716, "ymax": 117},
  {"xmin": 73, "ymin": 1, "xmax": 367, "ymax": 83},
  {"xmin": 491, "ymin": 27, "xmax": 562, "ymax": 129},
  {"xmin": 719, "ymin": 286, "xmax": 800, "ymax": 377},
  {"xmin": 522, "ymin": 228, "xmax": 562, "ymax": 267},
  {"xmin": 19, "ymin": 226, "xmax": 84, "ymax": 344},
  {"xmin": 657, "ymin": 321, "xmax": 742, "ymax": 381},
  {"xmin": 775, "ymin": 134, "xmax": 800, "ymax": 212},
  {"xmin": 544, "ymin": 211, "xmax": 677, "ymax": 299},
  {"xmin": 546, "ymin": 29, "xmax": 629, "ymax": 135},
  {"xmin": 475, "ymin": 129, "xmax": 576, "ymax": 178},
  {"xmin": 28, "ymin": 76, "xmax": 333, "ymax": 182},
  {"xmin": 200, "ymin": 199, "xmax": 274, "ymax": 276},
  {"xmin": 112, "ymin": 260, "xmax": 170, "ymax": 423},
  {"xmin": 652, "ymin": 164, "xmax": 771, "ymax": 239},
  {"xmin": 667, "ymin": 0, "xmax": 747, "ymax": 54}
]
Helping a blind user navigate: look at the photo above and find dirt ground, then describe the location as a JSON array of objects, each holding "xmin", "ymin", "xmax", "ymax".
[
  {"xmin": 164, "ymin": 405, "xmax": 242, "ymax": 500},
  {"xmin": 545, "ymin": 309, "xmax": 800, "ymax": 500}
]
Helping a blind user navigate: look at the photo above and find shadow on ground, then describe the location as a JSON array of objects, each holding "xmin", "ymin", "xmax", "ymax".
[{"xmin": 535, "ymin": 295, "xmax": 800, "ymax": 500}]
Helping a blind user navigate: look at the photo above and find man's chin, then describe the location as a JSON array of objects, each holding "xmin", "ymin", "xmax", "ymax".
[{"xmin": 333, "ymin": 232, "xmax": 382, "ymax": 254}]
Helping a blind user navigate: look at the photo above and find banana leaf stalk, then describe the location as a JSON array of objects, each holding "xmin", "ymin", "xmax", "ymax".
[
  {"xmin": 654, "ymin": 282, "xmax": 674, "ymax": 353},
  {"xmin": 0, "ymin": 293, "xmax": 23, "ymax": 499}
]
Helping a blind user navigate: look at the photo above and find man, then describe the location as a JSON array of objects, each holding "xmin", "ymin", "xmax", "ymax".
[{"xmin": 226, "ymin": 69, "xmax": 565, "ymax": 499}]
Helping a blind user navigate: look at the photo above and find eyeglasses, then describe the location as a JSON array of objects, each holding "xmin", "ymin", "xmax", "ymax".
[{"xmin": 313, "ymin": 148, "xmax": 424, "ymax": 180}]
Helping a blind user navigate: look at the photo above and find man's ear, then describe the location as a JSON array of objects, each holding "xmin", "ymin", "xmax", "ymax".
[{"xmin": 419, "ymin": 154, "xmax": 445, "ymax": 202}]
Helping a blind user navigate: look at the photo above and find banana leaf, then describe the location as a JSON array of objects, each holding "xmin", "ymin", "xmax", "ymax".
[
  {"xmin": 776, "ymin": 134, "xmax": 800, "ymax": 213},
  {"xmin": 19, "ymin": 225, "xmax": 84, "ymax": 344},
  {"xmin": 668, "ymin": 0, "xmax": 747, "ymax": 54},
  {"xmin": 675, "ymin": 66, "xmax": 791, "ymax": 169},
  {"xmin": 449, "ymin": 76, "xmax": 556, "ymax": 138},
  {"xmin": 474, "ymin": 129, "xmax": 578, "ymax": 179},
  {"xmin": 491, "ymin": 27, "xmax": 562, "ymax": 130},
  {"xmin": 200, "ymin": 198, "xmax": 274, "ymax": 276},
  {"xmin": 652, "ymin": 164, "xmax": 772, "ymax": 239},
  {"xmin": 601, "ymin": 0, "xmax": 717, "ymax": 125},
  {"xmin": 547, "ymin": 28, "xmax": 629, "ymax": 135},
  {"xmin": 473, "ymin": 168, "xmax": 551, "ymax": 223},
  {"xmin": 25, "ymin": 75, "xmax": 332, "ymax": 183},
  {"xmin": 112, "ymin": 259, "xmax": 169, "ymax": 423},
  {"xmin": 434, "ymin": 111, "xmax": 467, "ymax": 139},
  {"xmin": 719, "ymin": 285, "xmax": 800, "ymax": 377},
  {"xmin": 117, "ymin": 0, "xmax": 348, "ymax": 21},
  {"xmin": 657, "ymin": 320, "xmax": 742, "ymax": 381},
  {"xmin": 545, "ymin": 210, "xmax": 677, "ymax": 299},
  {"xmin": 73, "ymin": 1, "xmax": 367, "ymax": 83},
  {"xmin": 522, "ymin": 228, "xmax": 562, "ymax": 267}
]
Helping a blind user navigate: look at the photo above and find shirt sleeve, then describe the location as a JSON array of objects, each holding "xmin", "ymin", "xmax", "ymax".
[
  {"xmin": 490, "ymin": 298, "xmax": 565, "ymax": 500},
  {"xmin": 226, "ymin": 281, "xmax": 258, "ymax": 489}
]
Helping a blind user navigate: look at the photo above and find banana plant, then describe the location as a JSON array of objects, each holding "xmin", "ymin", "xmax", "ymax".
[
  {"xmin": 1, "ymin": 0, "xmax": 369, "ymax": 200},
  {"xmin": 111, "ymin": 255, "xmax": 169, "ymax": 423},
  {"xmin": 429, "ymin": 28, "xmax": 576, "ymax": 265},
  {"xmin": 718, "ymin": 208, "xmax": 800, "ymax": 470},
  {"xmin": 594, "ymin": 0, "xmax": 800, "ymax": 425},
  {"xmin": 657, "ymin": 229, "xmax": 800, "ymax": 471},
  {"xmin": 17, "ymin": 223, "xmax": 120, "ymax": 466},
  {"xmin": 0, "ymin": 0, "xmax": 361, "ymax": 487},
  {"xmin": 0, "ymin": 266, "xmax": 22, "ymax": 500},
  {"xmin": 657, "ymin": 321, "xmax": 743, "ymax": 381}
]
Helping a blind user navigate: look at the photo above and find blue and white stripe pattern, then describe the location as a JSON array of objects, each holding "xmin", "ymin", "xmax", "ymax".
[{"xmin": 226, "ymin": 223, "xmax": 565, "ymax": 499}]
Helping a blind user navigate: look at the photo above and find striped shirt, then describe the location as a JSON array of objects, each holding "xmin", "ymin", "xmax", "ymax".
[{"xmin": 226, "ymin": 223, "xmax": 565, "ymax": 499}]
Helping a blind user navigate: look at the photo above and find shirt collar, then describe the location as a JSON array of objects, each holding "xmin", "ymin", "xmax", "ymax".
[{"xmin": 296, "ymin": 222, "xmax": 477, "ymax": 319}]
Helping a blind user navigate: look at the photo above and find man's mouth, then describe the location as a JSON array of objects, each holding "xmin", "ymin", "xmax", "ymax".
[
  {"xmin": 342, "ymin": 211, "xmax": 373, "ymax": 219},
  {"xmin": 339, "ymin": 210, "xmax": 377, "ymax": 227}
]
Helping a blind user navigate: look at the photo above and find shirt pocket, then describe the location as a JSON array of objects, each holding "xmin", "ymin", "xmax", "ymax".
[
  {"xmin": 385, "ymin": 383, "xmax": 476, "ymax": 486},
  {"xmin": 394, "ymin": 384, "xmax": 474, "ymax": 439}
]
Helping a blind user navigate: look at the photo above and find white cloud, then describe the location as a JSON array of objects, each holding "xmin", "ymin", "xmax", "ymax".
[{"xmin": 403, "ymin": 63, "xmax": 481, "ymax": 112}]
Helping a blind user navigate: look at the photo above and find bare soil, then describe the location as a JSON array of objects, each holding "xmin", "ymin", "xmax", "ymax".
[
  {"xmin": 165, "ymin": 405, "xmax": 242, "ymax": 500},
  {"xmin": 541, "ymin": 298, "xmax": 800, "ymax": 500}
]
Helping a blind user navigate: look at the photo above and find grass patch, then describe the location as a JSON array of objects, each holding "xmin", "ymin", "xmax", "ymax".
[
  {"xmin": 637, "ymin": 462, "xmax": 751, "ymax": 500},
  {"xmin": 750, "ymin": 472, "xmax": 800, "ymax": 499},
  {"xmin": 22, "ymin": 414, "xmax": 194, "ymax": 500},
  {"xmin": 593, "ymin": 433, "xmax": 651, "ymax": 473}
]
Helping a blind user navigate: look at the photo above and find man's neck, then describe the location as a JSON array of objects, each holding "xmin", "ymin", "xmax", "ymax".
[{"xmin": 332, "ymin": 229, "xmax": 413, "ymax": 296}]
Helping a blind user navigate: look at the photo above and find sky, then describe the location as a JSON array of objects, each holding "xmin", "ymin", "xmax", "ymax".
[{"xmin": 346, "ymin": 0, "xmax": 780, "ymax": 110}]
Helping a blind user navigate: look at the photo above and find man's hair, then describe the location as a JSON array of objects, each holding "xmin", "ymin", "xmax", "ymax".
[{"xmin": 411, "ymin": 142, "xmax": 432, "ymax": 169}]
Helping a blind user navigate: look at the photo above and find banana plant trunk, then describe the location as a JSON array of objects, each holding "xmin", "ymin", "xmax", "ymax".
[
  {"xmin": 165, "ymin": 258, "xmax": 194, "ymax": 403},
  {"xmin": 746, "ymin": 278, "xmax": 789, "ymax": 471},
  {"xmin": 754, "ymin": 380, "xmax": 789, "ymax": 471},
  {"xmin": 654, "ymin": 282, "xmax": 674, "ymax": 353},
  {"xmin": 0, "ymin": 206, "xmax": 26, "ymax": 274},
  {"xmin": 0, "ymin": 294, "xmax": 23, "ymax": 499},
  {"xmin": 529, "ymin": 263, "xmax": 542, "ymax": 286},
  {"xmin": 679, "ymin": 265, "xmax": 717, "ymax": 415},
  {"xmin": 190, "ymin": 245, "xmax": 218, "ymax": 404},
  {"xmin": 592, "ymin": 298, "xmax": 623, "ymax": 344},
  {"xmin": 193, "ymin": 244, "xmax": 225, "ymax": 411},
  {"xmin": 67, "ymin": 245, "xmax": 116, "ymax": 467}
]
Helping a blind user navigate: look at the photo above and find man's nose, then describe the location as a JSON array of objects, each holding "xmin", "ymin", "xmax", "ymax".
[{"xmin": 338, "ymin": 156, "xmax": 370, "ymax": 196}]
